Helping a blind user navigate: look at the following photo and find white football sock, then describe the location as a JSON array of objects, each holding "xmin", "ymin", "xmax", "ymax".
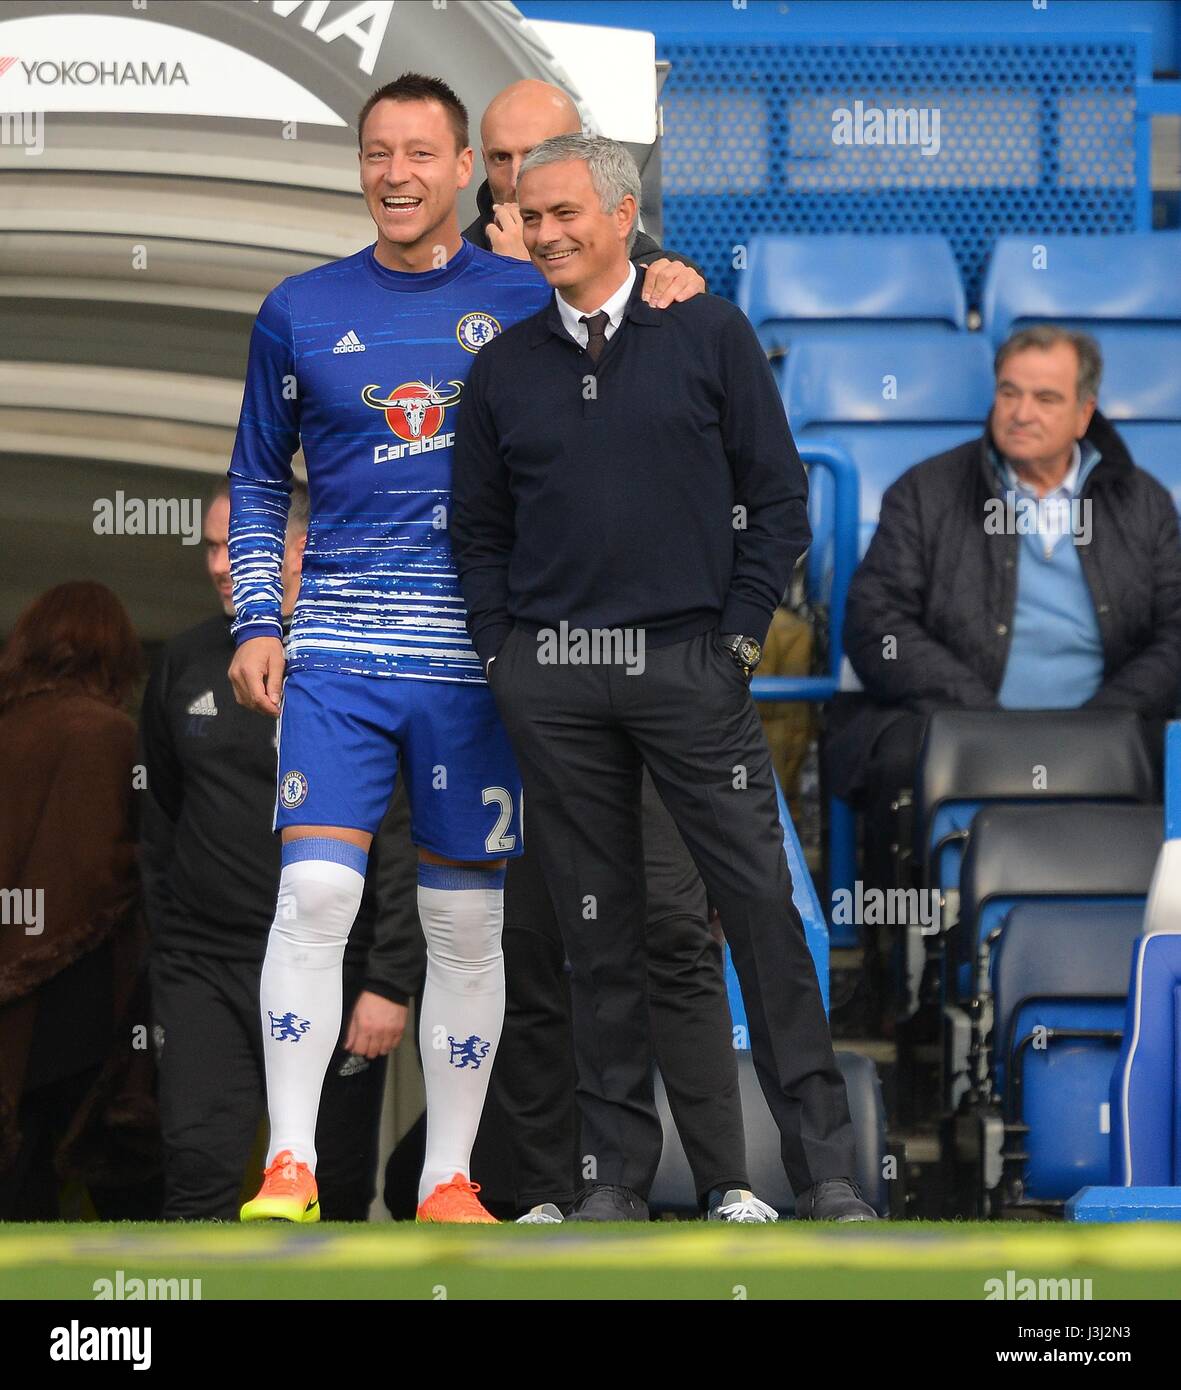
[
  {"xmin": 260, "ymin": 838, "xmax": 367, "ymax": 1170},
  {"xmin": 416, "ymin": 862, "xmax": 506, "ymax": 1204}
]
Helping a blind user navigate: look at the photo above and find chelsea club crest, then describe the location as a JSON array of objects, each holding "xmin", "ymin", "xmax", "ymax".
[
  {"xmin": 456, "ymin": 312, "xmax": 501, "ymax": 353},
  {"xmin": 279, "ymin": 770, "xmax": 308, "ymax": 808}
]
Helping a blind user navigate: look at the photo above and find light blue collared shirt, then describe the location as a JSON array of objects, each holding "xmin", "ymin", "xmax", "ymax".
[
  {"xmin": 1000, "ymin": 442, "xmax": 1086, "ymax": 558},
  {"xmin": 995, "ymin": 438, "xmax": 1105, "ymax": 709}
]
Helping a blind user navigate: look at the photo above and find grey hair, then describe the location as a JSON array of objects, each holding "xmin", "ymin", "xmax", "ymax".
[
  {"xmin": 994, "ymin": 324, "xmax": 1103, "ymax": 403},
  {"xmin": 518, "ymin": 133, "xmax": 641, "ymax": 254}
]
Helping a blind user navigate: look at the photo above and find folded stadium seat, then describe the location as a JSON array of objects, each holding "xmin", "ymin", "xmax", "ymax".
[
  {"xmin": 648, "ymin": 1050, "xmax": 890, "ymax": 1218},
  {"xmin": 980, "ymin": 232, "xmax": 1181, "ymax": 347},
  {"xmin": 780, "ymin": 332, "xmax": 993, "ymax": 597},
  {"xmin": 916, "ymin": 709, "xmax": 1155, "ymax": 895},
  {"xmin": 991, "ymin": 900, "xmax": 1145, "ymax": 1208},
  {"xmin": 898, "ymin": 709, "xmax": 1155, "ymax": 1021},
  {"xmin": 946, "ymin": 804, "xmax": 1161, "ymax": 1120},
  {"xmin": 1093, "ymin": 326, "xmax": 1181, "ymax": 509},
  {"xmin": 736, "ymin": 232, "xmax": 966, "ymax": 358},
  {"xmin": 954, "ymin": 804, "xmax": 1161, "ymax": 1004},
  {"xmin": 1110, "ymin": 838, "xmax": 1181, "ymax": 1187}
]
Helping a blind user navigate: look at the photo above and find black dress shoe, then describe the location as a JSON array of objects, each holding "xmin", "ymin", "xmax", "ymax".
[
  {"xmin": 565, "ymin": 1185, "xmax": 650, "ymax": 1222},
  {"xmin": 794, "ymin": 1178, "xmax": 879, "ymax": 1221}
]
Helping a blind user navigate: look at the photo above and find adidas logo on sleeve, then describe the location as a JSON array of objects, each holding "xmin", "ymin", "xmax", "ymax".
[{"xmin": 333, "ymin": 330, "xmax": 366, "ymax": 354}]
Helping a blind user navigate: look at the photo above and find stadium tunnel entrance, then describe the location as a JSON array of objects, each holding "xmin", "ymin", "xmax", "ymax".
[{"xmin": 0, "ymin": 0, "xmax": 663, "ymax": 641}]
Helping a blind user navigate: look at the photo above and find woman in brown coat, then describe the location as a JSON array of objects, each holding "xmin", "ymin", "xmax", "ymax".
[{"xmin": 0, "ymin": 581, "xmax": 159, "ymax": 1218}]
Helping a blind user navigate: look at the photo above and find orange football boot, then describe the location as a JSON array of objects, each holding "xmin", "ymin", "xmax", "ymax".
[
  {"xmin": 416, "ymin": 1172, "xmax": 498, "ymax": 1224},
  {"xmin": 240, "ymin": 1149, "xmax": 320, "ymax": 1223}
]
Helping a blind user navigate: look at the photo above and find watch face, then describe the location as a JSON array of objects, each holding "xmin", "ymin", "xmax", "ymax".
[{"xmin": 740, "ymin": 639, "xmax": 761, "ymax": 666}]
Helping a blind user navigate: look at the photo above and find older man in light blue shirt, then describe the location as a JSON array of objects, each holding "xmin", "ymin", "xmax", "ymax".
[{"xmin": 995, "ymin": 436, "xmax": 1105, "ymax": 709}]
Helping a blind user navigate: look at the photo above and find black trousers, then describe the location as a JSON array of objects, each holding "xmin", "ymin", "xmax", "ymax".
[
  {"xmin": 151, "ymin": 947, "xmax": 386, "ymax": 1220},
  {"xmin": 860, "ymin": 712, "xmax": 928, "ymax": 891},
  {"xmin": 475, "ymin": 768, "xmax": 748, "ymax": 1210},
  {"xmin": 490, "ymin": 627, "xmax": 857, "ymax": 1197},
  {"xmin": 384, "ymin": 768, "xmax": 749, "ymax": 1217},
  {"xmin": 0, "ymin": 1065, "xmax": 163, "ymax": 1221}
]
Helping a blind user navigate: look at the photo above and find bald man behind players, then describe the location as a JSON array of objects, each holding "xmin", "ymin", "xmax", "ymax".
[{"xmin": 462, "ymin": 78, "xmax": 703, "ymax": 294}]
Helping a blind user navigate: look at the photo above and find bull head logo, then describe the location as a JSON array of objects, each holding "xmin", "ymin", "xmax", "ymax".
[{"xmin": 362, "ymin": 379, "xmax": 464, "ymax": 442}]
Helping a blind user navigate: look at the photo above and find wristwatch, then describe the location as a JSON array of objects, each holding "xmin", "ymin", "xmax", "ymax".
[{"xmin": 718, "ymin": 633, "xmax": 763, "ymax": 679}]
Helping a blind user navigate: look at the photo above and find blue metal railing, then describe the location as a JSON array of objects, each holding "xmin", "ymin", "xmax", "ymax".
[
  {"xmin": 749, "ymin": 439, "xmax": 860, "ymax": 949},
  {"xmin": 725, "ymin": 772, "xmax": 832, "ymax": 1046}
]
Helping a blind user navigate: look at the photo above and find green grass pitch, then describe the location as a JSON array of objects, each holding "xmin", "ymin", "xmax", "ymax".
[{"xmin": 2, "ymin": 1222, "xmax": 1180, "ymax": 1300}]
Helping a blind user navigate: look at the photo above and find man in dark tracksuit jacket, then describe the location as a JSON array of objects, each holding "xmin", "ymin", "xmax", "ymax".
[
  {"xmin": 826, "ymin": 388, "xmax": 1181, "ymax": 889},
  {"xmin": 140, "ymin": 482, "xmax": 423, "ymax": 1221}
]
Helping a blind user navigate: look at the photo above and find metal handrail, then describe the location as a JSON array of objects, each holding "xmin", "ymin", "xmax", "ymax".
[{"xmin": 750, "ymin": 439, "xmax": 861, "ymax": 943}]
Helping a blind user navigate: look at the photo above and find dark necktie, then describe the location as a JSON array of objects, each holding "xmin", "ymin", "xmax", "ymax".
[{"xmin": 579, "ymin": 310, "xmax": 610, "ymax": 365}]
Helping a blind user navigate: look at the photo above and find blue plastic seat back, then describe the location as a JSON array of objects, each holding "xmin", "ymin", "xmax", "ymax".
[
  {"xmin": 1095, "ymin": 326, "xmax": 1181, "ymax": 423},
  {"xmin": 953, "ymin": 805, "xmax": 1161, "ymax": 1000},
  {"xmin": 981, "ymin": 234, "xmax": 1181, "ymax": 345},
  {"xmin": 1088, "ymin": 327, "xmax": 1181, "ymax": 504},
  {"xmin": 993, "ymin": 901, "xmax": 1145, "ymax": 1089},
  {"xmin": 1110, "ymin": 424, "xmax": 1181, "ymax": 510},
  {"xmin": 993, "ymin": 901, "xmax": 1143, "ymax": 1200},
  {"xmin": 928, "ymin": 800, "xmax": 982, "ymax": 893},
  {"xmin": 785, "ymin": 333, "xmax": 992, "ymax": 598},
  {"xmin": 799, "ymin": 422, "xmax": 983, "ymax": 529},
  {"xmin": 916, "ymin": 712, "xmax": 1156, "ymax": 882},
  {"xmin": 801, "ymin": 423, "xmax": 981, "ymax": 598},
  {"xmin": 783, "ymin": 334, "xmax": 994, "ymax": 435},
  {"xmin": 956, "ymin": 894, "xmax": 1144, "ymax": 1002},
  {"xmin": 737, "ymin": 233, "xmax": 966, "ymax": 354},
  {"xmin": 933, "ymin": 802, "xmax": 1150, "ymax": 901},
  {"xmin": 1010, "ymin": 998, "xmax": 1126, "ymax": 1200}
]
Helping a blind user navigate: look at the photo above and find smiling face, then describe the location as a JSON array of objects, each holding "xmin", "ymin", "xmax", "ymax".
[
  {"xmin": 517, "ymin": 158, "xmax": 635, "ymax": 309},
  {"xmin": 992, "ymin": 341, "xmax": 1096, "ymax": 475},
  {"xmin": 358, "ymin": 97, "xmax": 472, "ymax": 268}
]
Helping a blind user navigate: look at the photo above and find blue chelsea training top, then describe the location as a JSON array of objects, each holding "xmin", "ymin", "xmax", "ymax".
[{"xmin": 227, "ymin": 238, "xmax": 550, "ymax": 683}]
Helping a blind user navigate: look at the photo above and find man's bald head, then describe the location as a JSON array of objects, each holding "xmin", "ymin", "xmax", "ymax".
[{"xmin": 480, "ymin": 79, "xmax": 581, "ymax": 205}]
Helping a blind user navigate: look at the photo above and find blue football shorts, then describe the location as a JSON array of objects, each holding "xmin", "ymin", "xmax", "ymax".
[{"xmin": 272, "ymin": 669, "xmax": 523, "ymax": 861}]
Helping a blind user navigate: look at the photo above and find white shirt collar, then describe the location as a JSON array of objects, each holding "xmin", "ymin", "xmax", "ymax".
[
  {"xmin": 555, "ymin": 262, "xmax": 637, "ymax": 347},
  {"xmin": 1002, "ymin": 442, "xmax": 1084, "ymax": 555},
  {"xmin": 1003, "ymin": 441, "xmax": 1082, "ymax": 499}
]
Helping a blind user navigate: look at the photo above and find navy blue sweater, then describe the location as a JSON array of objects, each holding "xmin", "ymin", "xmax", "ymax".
[{"xmin": 451, "ymin": 272, "xmax": 810, "ymax": 666}]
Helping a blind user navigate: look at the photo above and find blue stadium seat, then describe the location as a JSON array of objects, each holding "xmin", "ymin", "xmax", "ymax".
[
  {"xmin": 736, "ymin": 233, "xmax": 966, "ymax": 356},
  {"xmin": 981, "ymin": 233, "xmax": 1181, "ymax": 346},
  {"xmin": 992, "ymin": 901, "xmax": 1144, "ymax": 1204},
  {"xmin": 781, "ymin": 332, "xmax": 993, "ymax": 593},
  {"xmin": 954, "ymin": 804, "xmax": 1161, "ymax": 1005},
  {"xmin": 915, "ymin": 709, "xmax": 1155, "ymax": 895},
  {"xmin": 944, "ymin": 804, "xmax": 1160, "ymax": 1125},
  {"xmin": 1095, "ymin": 327, "xmax": 1181, "ymax": 507},
  {"xmin": 897, "ymin": 710, "xmax": 1154, "ymax": 1023}
]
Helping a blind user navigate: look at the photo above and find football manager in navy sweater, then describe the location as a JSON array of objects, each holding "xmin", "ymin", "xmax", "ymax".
[{"xmin": 452, "ymin": 134, "xmax": 875, "ymax": 1222}]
